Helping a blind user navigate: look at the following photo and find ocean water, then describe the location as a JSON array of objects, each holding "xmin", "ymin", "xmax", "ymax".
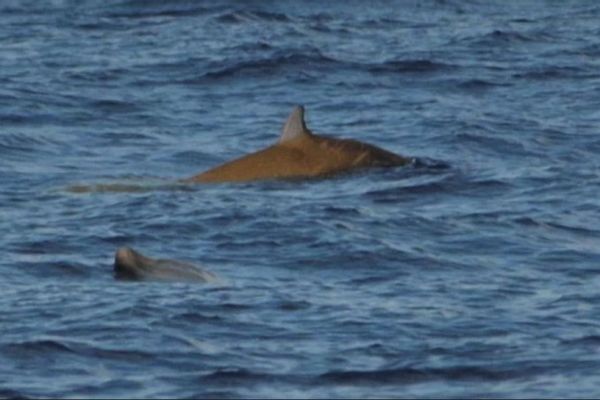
[{"xmin": 2, "ymin": 0, "xmax": 600, "ymax": 398}]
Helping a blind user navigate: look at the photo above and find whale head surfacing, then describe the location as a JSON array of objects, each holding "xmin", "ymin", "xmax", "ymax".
[
  {"xmin": 184, "ymin": 105, "xmax": 411, "ymax": 183},
  {"xmin": 114, "ymin": 247, "xmax": 217, "ymax": 283}
]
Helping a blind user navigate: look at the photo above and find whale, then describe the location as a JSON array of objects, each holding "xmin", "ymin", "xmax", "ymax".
[
  {"xmin": 184, "ymin": 105, "xmax": 411, "ymax": 183},
  {"xmin": 114, "ymin": 247, "xmax": 217, "ymax": 283}
]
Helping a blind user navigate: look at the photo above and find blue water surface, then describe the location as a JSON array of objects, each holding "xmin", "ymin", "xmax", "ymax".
[{"xmin": 2, "ymin": 0, "xmax": 600, "ymax": 398}]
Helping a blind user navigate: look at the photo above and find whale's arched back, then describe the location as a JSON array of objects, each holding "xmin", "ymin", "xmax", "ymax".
[{"xmin": 185, "ymin": 105, "xmax": 410, "ymax": 183}]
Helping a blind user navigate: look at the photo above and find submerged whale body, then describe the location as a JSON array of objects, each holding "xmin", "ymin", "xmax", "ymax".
[
  {"xmin": 114, "ymin": 247, "xmax": 217, "ymax": 283},
  {"xmin": 185, "ymin": 105, "xmax": 411, "ymax": 183}
]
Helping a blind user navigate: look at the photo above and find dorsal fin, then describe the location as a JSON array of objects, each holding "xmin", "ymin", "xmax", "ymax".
[{"xmin": 279, "ymin": 105, "xmax": 311, "ymax": 144}]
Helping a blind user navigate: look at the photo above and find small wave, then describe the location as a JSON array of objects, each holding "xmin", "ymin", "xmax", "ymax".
[
  {"xmin": 183, "ymin": 52, "xmax": 453, "ymax": 84},
  {"xmin": 169, "ymin": 312, "xmax": 223, "ymax": 323},
  {"xmin": 453, "ymin": 132, "xmax": 530, "ymax": 156},
  {"xmin": 0, "ymin": 388, "xmax": 31, "ymax": 400},
  {"xmin": 230, "ymin": 41, "xmax": 274, "ymax": 52},
  {"xmin": 306, "ymin": 21, "xmax": 352, "ymax": 35},
  {"xmin": 199, "ymin": 368, "xmax": 310, "ymax": 390},
  {"xmin": 510, "ymin": 17, "xmax": 536, "ymax": 24},
  {"xmin": 84, "ymin": 347, "xmax": 156, "ymax": 362},
  {"xmin": 277, "ymin": 300, "xmax": 311, "ymax": 312},
  {"xmin": 89, "ymin": 99, "xmax": 140, "ymax": 113},
  {"xmin": 561, "ymin": 335, "xmax": 600, "ymax": 346},
  {"xmin": 365, "ymin": 172, "xmax": 509, "ymax": 203},
  {"xmin": 6, "ymin": 336, "xmax": 157, "ymax": 363},
  {"xmin": 69, "ymin": 19, "xmax": 129, "ymax": 32},
  {"xmin": 412, "ymin": 157, "xmax": 451, "ymax": 170},
  {"xmin": 546, "ymin": 221, "xmax": 600, "ymax": 237},
  {"xmin": 512, "ymin": 216, "xmax": 539, "ymax": 227},
  {"xmin": 486, "ymin": 29, "xmax": 537, "ymax": 43},
  {"xmin": 0, "ymin": 132, "xmax": 65, "ymax": 156},
  {"xmin": 202, "ymin": 368, "xmax": 275, "ymax": 383},
  {"xmin": 215, "ymin": 10, "xmax": 291, "ymax": 24},
  {"xmin": 360, "ymin": 17, "xmax": 434, "ymax": 28},
  {"xmin": 218, "ymin": 302, "xmax": 254, "ymax": 311},
  {"xmin": 98, "ymin": 131, "xmax": 156, "ymax": 143},
  {"xmin": 5, "ymin": 339, "xmax": 75, "ymax": 355},
  {"xmin": 364, "ymin": 169, "xmax": 454, "ymax": 199},
  {"xmin": 186, "ymin": 51, "xmax": 337, "ymax": 83},
  {"xmin": 0, "ymin": 3, "xmax": 55, "ymax": 14},
  {"xmin": 513, "ymin": 66, "xmax": 596, "ymax": 80},
  {"xmin": 457, "ymin": 79, "xmax": 512, "ymax": 91},
  {"xmin": 319, "ymin": 365, "xmax": 523, "ymax": 385},
  {"xmin": 322, "ymin": 205, "xmax": 362, "ymax": 216},
  {"xmin": 342, "ymin": 272, "xmax": 407, "ymax": 285},
  {"xmin": 462, "ymin": 29, "xmax": 550, "ymax": 48},
  {"xmin": 63, "ymin": 68, "xmax": 129, "ymax": 83},
  {"xmin": 0, "ymin": 132, "xmax": 52, "ymax": 148},
  {"xmin": 0, "ymin": 113, "xmax": 61, "ymax": 127},
  {"xmin": 513, "ymin": 217, "xmax": 600, "ymax": 237},
  {"xmin": 370, "ymin": 180, "xmax": 447, "ymax": 197},
  {"xmin": 44, "ymin": 261, "xmax": 93, "ymax": 278},
  {"xmin": 368, "ymin": 59, "xmax": 453, "ymax": 74},
  {"xmin": 536, "ymin": 249, "xmax": 586, "ymax": 263},
  {"xmin": 105, "ymin": 0, "xmax": 213, "ymax": 19},
  {"xmin": 320, "ymin": 367, "xmax": 428, "ymax": 384}
]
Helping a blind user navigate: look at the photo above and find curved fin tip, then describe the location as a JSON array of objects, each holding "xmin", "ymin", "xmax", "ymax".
[{"xmin": 279, "ymin": 105, "xmax": 310, "ymax": 143}]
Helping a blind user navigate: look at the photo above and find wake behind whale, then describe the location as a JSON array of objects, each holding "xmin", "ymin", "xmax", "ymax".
[{"xmin": 67, "ymin": 181, "xmax": 180, "ymax": 194}]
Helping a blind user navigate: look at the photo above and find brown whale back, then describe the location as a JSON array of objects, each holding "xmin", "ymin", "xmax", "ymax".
[{"xmin": 185, "ymin": 106, "xmax": 409, "ymax": 184}]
